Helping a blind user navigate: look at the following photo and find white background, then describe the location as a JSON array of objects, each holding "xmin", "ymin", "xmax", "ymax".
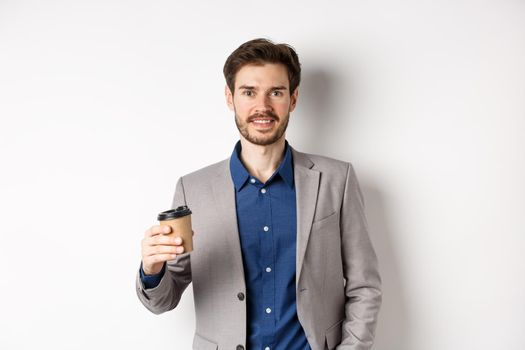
[{"xmin": 1, "ymin": 1, "xmax": 524, "ymax": 349}]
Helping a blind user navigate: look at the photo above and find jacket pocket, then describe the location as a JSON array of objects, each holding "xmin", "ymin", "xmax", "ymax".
[
  {"xmin": 325, "ymin": 318, "xmax": 344, "ymax": 350},
  {"xmin": 193, "ymin": 333, "xmax": 218, "ymax": 350},
  {"xmin": 311, "ymin": 211, "xmax": 339, "ymax": 231}
]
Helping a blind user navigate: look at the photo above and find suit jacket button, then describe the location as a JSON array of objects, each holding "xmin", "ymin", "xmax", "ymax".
[
  {"xmin": 237, "ymin": 292, "xmax": 245, "ymax": 301},
  {"xmin": 236, "ymin": 345, "xmax": 244, "ymax": 350}
]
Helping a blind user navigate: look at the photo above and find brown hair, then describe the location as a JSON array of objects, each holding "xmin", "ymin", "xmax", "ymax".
[{"xmin": 223, "ymin": 38, "xmax": 301, "ymax": 95}]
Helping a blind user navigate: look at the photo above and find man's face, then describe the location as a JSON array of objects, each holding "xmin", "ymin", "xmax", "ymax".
[{"xmin": 225, "ymin": 63, "xmax": 298, "ymax": 146}]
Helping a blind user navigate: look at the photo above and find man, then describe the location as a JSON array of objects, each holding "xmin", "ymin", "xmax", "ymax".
[{"xmin": 136, "ymin": 38, "xmax": 382, "ymax": 350}]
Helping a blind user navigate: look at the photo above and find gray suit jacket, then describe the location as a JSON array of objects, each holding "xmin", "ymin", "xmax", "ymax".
[{"xmin": 136, "ymin": 146, "xmax": 382, "ymax": 350}]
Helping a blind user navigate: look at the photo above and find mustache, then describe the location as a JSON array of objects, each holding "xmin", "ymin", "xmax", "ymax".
[{"xmin": 248, "ymin": 111, "xmax": 279, "ymax": 122}]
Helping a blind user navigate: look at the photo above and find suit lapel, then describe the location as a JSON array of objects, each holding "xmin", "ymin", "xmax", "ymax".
[
  {"xmin": 211, "ymin": 160, "xmax": 246, "ymax": 283},
  {"xmin": 291, "ymin": 147, "xmax": 320, "ymax": 287}
]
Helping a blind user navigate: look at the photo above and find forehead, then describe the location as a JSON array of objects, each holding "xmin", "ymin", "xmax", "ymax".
[{"xmin": 235, "ymin": 63, "xmax": 289, "ymax": 88}]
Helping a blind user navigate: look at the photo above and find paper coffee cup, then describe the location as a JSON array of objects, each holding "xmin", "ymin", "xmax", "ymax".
[{"xmin": 157, "ymin": 205, "xmax": 193, "ymax": 253}]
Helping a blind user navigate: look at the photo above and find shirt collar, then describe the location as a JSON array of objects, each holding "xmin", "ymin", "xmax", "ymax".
[{"xmin": 229, "ymin": 140, "xmax": 294, "ymax": 192}]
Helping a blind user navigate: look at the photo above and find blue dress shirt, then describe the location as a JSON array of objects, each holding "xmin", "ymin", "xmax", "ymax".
[{"xmin": 230, "ymin": 140, "xmax": 310, "ymax": 350}]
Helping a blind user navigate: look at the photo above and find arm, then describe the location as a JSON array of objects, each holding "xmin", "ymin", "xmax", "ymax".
[
  {"xmin": 135, "ymin": 176, "xmax": 193, "ymax": 314},
  {"xmin": 337, "ymin": 163, "xmax": 382, "ymax": 350}
]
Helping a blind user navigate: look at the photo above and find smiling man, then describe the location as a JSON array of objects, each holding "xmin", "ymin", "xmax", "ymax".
[
  {"xmin": 136, "ymin": 38, "xmax": 382, "ymax": 350},
  {"xmin": 231, "ymin": 63, "xmax": 295, "ymax": 147}
]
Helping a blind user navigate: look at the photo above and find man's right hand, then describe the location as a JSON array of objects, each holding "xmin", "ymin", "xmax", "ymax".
[{"xmin": 141, "ymin": 225, "xmax": 185, "ymax": 276}]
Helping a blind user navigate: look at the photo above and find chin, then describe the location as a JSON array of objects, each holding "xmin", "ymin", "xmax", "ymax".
[{"xmin": 246, "ymin": 134, "xmax": 285, "ymax": 146}]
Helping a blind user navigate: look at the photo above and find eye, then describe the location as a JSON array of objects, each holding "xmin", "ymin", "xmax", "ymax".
[
  {"xmin": 242, "ymin": 90, "xmax": 254, "ymax": 96},
  {"xmin": 270, "ymin": 90, "xmax": 283, "ymax": 97}
]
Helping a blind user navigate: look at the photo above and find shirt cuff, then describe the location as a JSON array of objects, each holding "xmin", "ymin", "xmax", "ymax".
[{"xmin": 140, "ymin": 262, "xmax": 166, "ymax": 289}]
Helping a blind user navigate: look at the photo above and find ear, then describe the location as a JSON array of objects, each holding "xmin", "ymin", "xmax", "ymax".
[
  {"xmin": 289, "ymin": 87, "xmax": 299, "ymax": 112},
  {"xmin": 225, "ymin": 85, "xmax": 234, "ymax": 111}
]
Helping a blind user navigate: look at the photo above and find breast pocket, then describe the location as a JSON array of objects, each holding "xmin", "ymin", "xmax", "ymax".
[
  {"xmin": 305, "ymin": 211, "xmax": 341, "ymax": 283},
  {"xmin": 311, "ymin": 211, "xmax": 340, "ymax": 232}
]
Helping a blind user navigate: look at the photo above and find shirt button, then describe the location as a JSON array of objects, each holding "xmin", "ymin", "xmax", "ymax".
[
  {"xmin": 250, "ymin": 178, "xmax": 256, "ymax": 183},
  {"xmin": 236, "ymin": 345, "xmax": 244, "ymax": 350},
  {"xmin": 263, "ymin": 226, "xmax": 269, "ymax": 232},
  {"xmin": 237, "ymin": 292, "xmax": 245, "ymax": 301},
  {"xmin": 261, "ymin": 188, "xmax": 267, "ymax": 194},
  {"xmin": 266, "ymin": 307, "xmax": 272, "ymax": 314},
  {"xmin": 266, "ymin": 267, "xmax": 272, "ymax": 272}
]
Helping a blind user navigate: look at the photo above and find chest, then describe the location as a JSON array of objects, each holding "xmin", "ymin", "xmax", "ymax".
[{"xmin": 235, "ymin": 180, "xmax": 297, "ymax": 261}]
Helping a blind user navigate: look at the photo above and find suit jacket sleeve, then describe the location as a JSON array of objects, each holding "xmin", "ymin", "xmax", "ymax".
[
  {"xmin": 135, "ymin": 176, "xmax": 193, "ymax": 315},
  {"xmin": 337, "ymin": 163, "xmax": 382, "ymax": 349}
]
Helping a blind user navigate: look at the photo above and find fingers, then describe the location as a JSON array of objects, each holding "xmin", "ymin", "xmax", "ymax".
[
  {"xmin": 145, "ymin": 243, "xmax": 185, "ymax": 256},
  {"xmin": 141, "ymin": 226, "xmax": 192, "ymax": 273},
  {"xmin": 143, "ymin": 234, "xmax": 183, "ymax": 247},
  {"xmin": 142, "ymin": 229, "xmax": 186, "ymax": 258},
  {"xmin": 144, "ymin": 225, "xmax": 171, "ymax": 238},
  {"xmin": 143, "ymin": 254, "xmax": 177, "ymax": 267}
]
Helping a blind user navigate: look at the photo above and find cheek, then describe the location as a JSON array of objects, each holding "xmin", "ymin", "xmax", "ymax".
[
  {"xmin": 234, "ymin": 99, "xmax": 254, "ymax": 114},
  {"xmin": 274, "ymin": 100, "xmax": 291, "ymax": 112}
]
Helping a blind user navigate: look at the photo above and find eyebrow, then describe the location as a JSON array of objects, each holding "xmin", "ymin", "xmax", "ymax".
[{"xmin": 238, "ymin": 85, "xmax": 288, "ymax": 91}]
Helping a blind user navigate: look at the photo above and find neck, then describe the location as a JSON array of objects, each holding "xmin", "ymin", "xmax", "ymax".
[{"xmin": 238, "ymin": 136, "xmax": 286, "ymax": 183}]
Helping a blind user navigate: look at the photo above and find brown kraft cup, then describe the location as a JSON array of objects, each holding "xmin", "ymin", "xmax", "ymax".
[{"xmin": 157, "ymin": 205, "xmax": 193, "ymax": 253}]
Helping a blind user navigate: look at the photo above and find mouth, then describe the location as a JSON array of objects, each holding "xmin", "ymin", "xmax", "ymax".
[{"xmin": 250, "ymin": 118, "xmax": 276, "ymax": 129}]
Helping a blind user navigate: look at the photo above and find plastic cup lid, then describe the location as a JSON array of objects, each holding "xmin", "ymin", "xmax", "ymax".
[{"xmin": 157, "ymin": 205, "xmax": 192, "ymax": 221}]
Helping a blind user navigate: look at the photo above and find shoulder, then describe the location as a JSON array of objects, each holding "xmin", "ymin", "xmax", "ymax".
[
  {"xmin": 178, "ymin": 157, "xmax": 229, "ymax": 186},
  {"xmin": 292, "ymin": 147, "xmax": 352, "ymax": 177}
]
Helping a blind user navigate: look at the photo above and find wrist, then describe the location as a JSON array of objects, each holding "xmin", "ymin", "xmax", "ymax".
[{"xmin": 141, "ymin": 262, "xmax": 164, "ymax": 276}]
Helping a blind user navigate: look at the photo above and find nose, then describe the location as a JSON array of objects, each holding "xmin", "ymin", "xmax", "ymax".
[{"xmin": 254, "ymin": 93, "xmax": 273, "ymax": 114}]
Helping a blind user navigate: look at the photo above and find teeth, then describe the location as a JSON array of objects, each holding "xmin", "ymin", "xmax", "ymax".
[{"xmin": 253, "ymin": 119, "xmax": 272, "ymax": 124}]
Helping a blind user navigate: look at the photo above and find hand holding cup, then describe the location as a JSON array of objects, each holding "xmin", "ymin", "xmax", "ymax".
[{"xmin": 141, "ymin": 206, "xmax": 194, "ymax": 276}]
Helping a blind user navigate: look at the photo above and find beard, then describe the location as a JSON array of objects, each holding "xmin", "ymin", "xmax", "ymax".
[{"xmin": 234, "ymin": 109, "xmax": 290, "ymax": 146}]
